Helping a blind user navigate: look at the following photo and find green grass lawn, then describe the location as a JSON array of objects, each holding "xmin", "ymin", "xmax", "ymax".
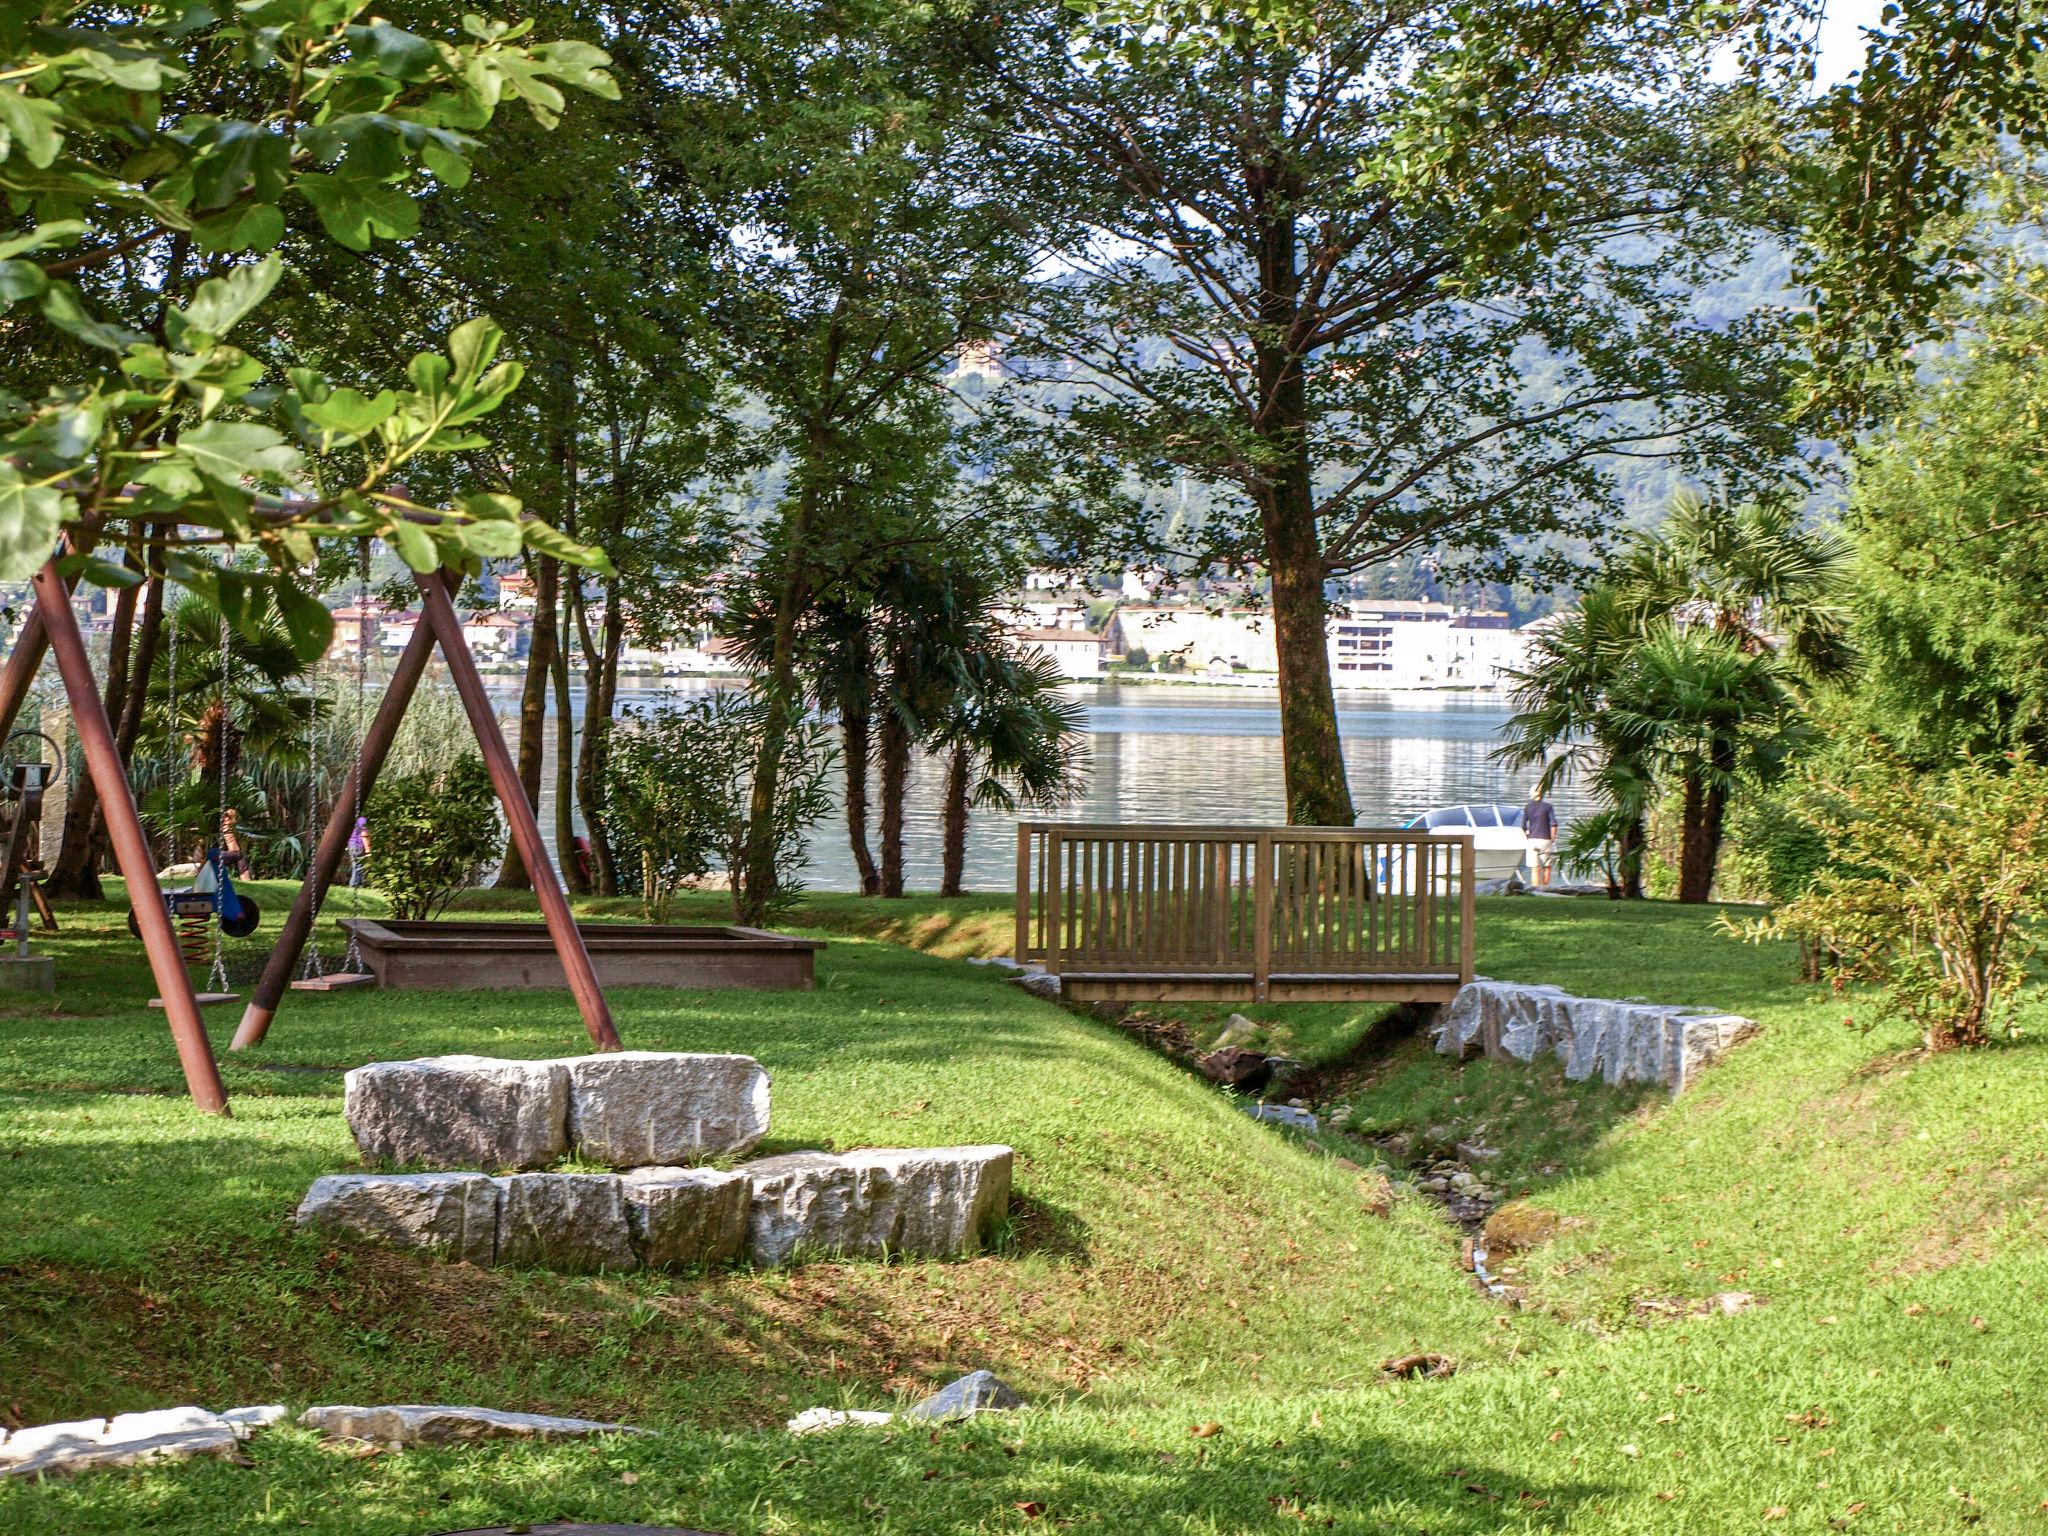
[{"xmin": 2, "ymin": 884, "xmax": 2045, "ymax": 1532}]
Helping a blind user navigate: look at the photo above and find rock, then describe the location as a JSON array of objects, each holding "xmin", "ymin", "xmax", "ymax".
[
  {"xmin": 1010, "ymin": 970, "xmax": 1061, "ymax": 999},
  {"xmin": 1212, "ymin": 1013, "xmax": 1259, "ymax": 1050},
  {"xmin": 1244, "ymin": 1102, "xmax": 1317, "ymax": 1134},
  {"xmin": 344, "ymin": 1055, "xmax": 569, "ymax": 1171},
  {"xmin": 967, "ymin": 955, "xmax": 1023, "ymax": 970},
  {"xmin": 493, "ymin": 1173, "xmax": 637, "ymax": 1272},
  {"xmin": 1264, "ymin": 1056, "xmax": 1305, "ymax": 1083},
  {"xmin": 786, "ymin": 1407, "xmax": 894, "ymax": 1434},
  {"xmin": 294, "ymin": 1172, "xmax": 499, "ymax": 1265},
  {"xmin": 559, "ymin": 1051, "xmax": 771, "ymax": 1168},
  {"xmin": 1481, "ymin": 1202, "xmax": 1562, "ymax": 1254},
  {"xmin": 741, "ymin": 1145, "xmax": 1013, "ymax": 1266},
  {"xmin": 0, "ymin": 1407, "xmax": 238, "ymax": 1478},
  {"xmin": 1198, "ymin": 1046, "xmax": 1272, "ymax": 1090},
  {"xmin": 299, "ymin": 1404, "xmax": 644, "ymax": 1446},
  {"xmin": 618, "ymin": 1166, "xmax": 750, "ymax": 1270},
  {"xmin": 1354, "ymin": 1169, "xmax": 1395, "ymax": 1218},
  {"xmin": 1378, "ymin": 1132, "xmax": 1414, "ymax": 1160},
  {"xmin": 222, "ymin": 1405, "xmax": 289, "ymax": 1440},
  {"xmin": 1455, "ymin": 1141, "xmax": 1501, "ymax": 1163},
  {"xmin": 1429, "ymin": 979, "xmax": 1758, "ymax": 1092},
  {"xmin": 905, "ymin": 1370, "xmax": 1023, "ymax": 1422}
]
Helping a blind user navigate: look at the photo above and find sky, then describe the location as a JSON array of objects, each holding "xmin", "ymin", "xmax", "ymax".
[{"xmin": 1814, "ymin": 0, "xmax": 1887, "ymax": 86}]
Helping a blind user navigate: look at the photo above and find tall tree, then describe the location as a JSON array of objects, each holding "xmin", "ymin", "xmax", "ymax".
[
  {"xmin": 986, "ymin": 1, "xmax": 1802, "ymax": 824},
  {"xmin": 662, "ymin": 0, "xmax": 1048, "ymax": 920}
]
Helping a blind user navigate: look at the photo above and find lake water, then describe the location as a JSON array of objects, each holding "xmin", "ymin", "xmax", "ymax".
[{"xmin": 493, "ymin": 679, "xmax": 1576, "ymax": 895}]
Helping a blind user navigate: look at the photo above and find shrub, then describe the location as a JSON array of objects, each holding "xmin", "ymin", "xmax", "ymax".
[
  {"xmin": 604, "ymin": 692, "xmax": 834, "ymax": 921},
  {"xmin": 1747, "ymin": 750, "xmax": 2048, "ymax": 1050},
  {"xmin": 363, "ymin": 754, "xmax": 503, "ymax": 921}
]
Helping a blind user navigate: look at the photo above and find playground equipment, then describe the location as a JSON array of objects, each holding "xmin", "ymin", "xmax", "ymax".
[
  {"xmin": 0, "ymin": 538, "xmax": 621, "ymax": 1117},
  {"xmin": 0, "ymin": 731, "xmax": 61, "ymax": 992},
  {"xmin": 289, "ymin": 548, "xmax": 374, "ymax": 994}
]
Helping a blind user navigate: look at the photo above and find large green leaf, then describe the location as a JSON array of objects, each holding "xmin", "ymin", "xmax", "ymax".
[
  {"xmin": 273, "ymin": 578, "xmax": 337, "ymax": 662},
  {"xmin": 0, "ymin": 469, "xmax": 65, "ymax": 582},
  {"xmin": 297, "ymin": 172, "xmax": 421, "ymax": 250},
  {"xmin": 387, "ymin": 516, "xmax": 439, "ymax": 572},
  {"xmin": 0, "ymin": 88, "xmax": 65, "ymax": 168},
  {"xmin": 176, "ymin": 420, "xmax": 304, "ymax": 487},
  {"xmin": 455, "ymin": 519, "xmax": 521, "ymax": 558},
  {"xmin": 172, "ymin": 254, "xmax": 282, "ymax": 344}
]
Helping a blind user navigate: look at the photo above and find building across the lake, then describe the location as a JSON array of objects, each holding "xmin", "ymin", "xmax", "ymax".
[
  {"xmin": 1327, "ymin": 600, "xmax": 1527, "ymax": 688},
  {"xmin": 1009, "ymin": 626, "xmax": 1105, "ymax": 679}
]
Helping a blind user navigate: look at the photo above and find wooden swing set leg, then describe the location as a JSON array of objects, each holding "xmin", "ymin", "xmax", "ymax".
[
  {"xmin": 416, "ymin": 572, "xmax": 621, "ymax": 1052},
  {"xmin": 0, "ymin": 606, "xmax": 49, "ymax": 745},
  {"xmin": 232, "ymin": 610, "xmax": 439, "ymax": 1050},
  {"xmin": 30, "ymin": 562, "xmax": 229, "ymax": 1115}
]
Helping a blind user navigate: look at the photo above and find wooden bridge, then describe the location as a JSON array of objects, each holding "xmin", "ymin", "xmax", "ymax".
[{"xmin": 1014, "ymin": 823, "xmax": 1475, "ymax": 1004}]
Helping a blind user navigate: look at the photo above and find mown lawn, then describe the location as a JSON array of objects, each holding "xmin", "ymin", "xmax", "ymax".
[{"xmin": 2, "ymin": 884, "xmax": 2045, "ymax": 1533}]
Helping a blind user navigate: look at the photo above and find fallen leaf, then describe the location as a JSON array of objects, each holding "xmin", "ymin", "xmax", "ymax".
[
  {"xmin": 1621, "ymin": 1444, "xmax": 1641, "ymax": 1458},
  {"xmin": 1765, "ymin": 1507, "xmax": 1789, "ymax": 1520},
  {"xmin": 619, "ymin": 1470, "xmax": 638, "ymax": 1485},
  {"xmin": 1014, "ymin": 1501, "xmax": 1045, "ymax": 1518},
  {"xmin": 1189, "ymin": 1422, "xmax": 1222, "ymax": 1439}
]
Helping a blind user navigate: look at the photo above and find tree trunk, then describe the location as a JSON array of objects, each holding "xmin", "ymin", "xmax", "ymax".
[
  {"xmin": 840, "ymin": 657, "xmax": 881, "ymax": 896},
  {"xmin": 877, "ymin": 661, "xmax": 912, "ymax": 899},
  {"xmin": 737, "ymin": 508, "xmax": 813, "ymax": 925},
  {"xmin": 48, "ymin": 550, "xmax": 143, "ymax": 897},
  {"xmin": 495, "ymin": 555, "xmax": 557, "ymax": 889},
  {"xmin": 1676, "ymin": 773, "xmax": 1718, "ymax": 903},
  {"xmin": 551, "ymin": 576, "xmax": 584, "ymax": 894},
  {"xmin": 940, "ymin": 741, "xmax": 970, "ymax": 897},
  {"xmin": 570, "ymin": 578, "xmax": 623, "ymax": 897},
  {"xmin": 1677, "ymin": 745, "xmax": 1734, "ymax": 904},
  {"xmin": 1617, "ymin": 813, "xmax": 1647, "ymax": 900},
  {"xmin": 1249, "ymin": 191, "xmax": 1352, "ymax": 827}
]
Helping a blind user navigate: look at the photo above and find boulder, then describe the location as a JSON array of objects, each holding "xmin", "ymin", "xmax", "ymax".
[
  {"xmin": 560, "ymin": 1051, "xmax": 770, "ymax": 1168},
  {"xmin": 1211, "ymin": 1013, "xmax": 1260, "ymax": 1050},
  {"xmin": 222, "ymin": 1405, "xmax": 289, "ymax": 1440},
  {"xmin": 1353, "ymin": 1169, "xmax": 1396, "ymax": 1219},
  {"xmin": 1198, "ymin": 1046, "xmax": 1271, "ymax": 1090},
  {"xmin": 1244, "ymin": 1102, "xmax": 1317, "ymax": 1134},
  {"xmin": 786, "ymin": 1407, "xmax": 894, "ymax": 1434},
  {"xmin": 1430, "ymin": 979, "xmax": 1757, "ymax": 1092},
  {"xmin": 0, "ymin": 1407, "xmax": 238, "ymax": 1478},
  {"xmin": 742, "ymin": 1145, "xmax": 1013, "ymax": 1266},
  {"xmin": 905, "ymin": 1370, "xmax": 1022, "ymax": 1422},
  {"xmin": 1010, "ymin": 970, "xmax": 1061, "ymax": 999},
  {"xmin": 493, "ymin": 1174, "xmax": 637, "ymax": 1272},
  {"xmin": 619, "ymin": 1166, "xmax": 750, "ymax": 1270},
  {"xmin": 299, "ymin": 1404, "xmax": 644, "ymax": 1446},
  {"xmin": 344, "ymin": 1055, "xmax": 568, "ymax": 1171},
  {"xmin": 294, "ymin": 1172, "xmax": 499, "ymax": 1265}
]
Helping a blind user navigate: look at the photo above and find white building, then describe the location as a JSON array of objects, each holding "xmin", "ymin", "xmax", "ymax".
[
  {"xmin": 1326, "ymin": 600, "xmax": 1529, "ymax": 689},
  {"xmin": 1009, "ymin": 627, "xmax": 1104, "ymax": 679}
]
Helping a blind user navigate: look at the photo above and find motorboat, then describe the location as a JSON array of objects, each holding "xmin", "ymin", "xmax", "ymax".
[{"xmin": 1400, "ymin": 802, "xmax": 1530, "ymax": 883}]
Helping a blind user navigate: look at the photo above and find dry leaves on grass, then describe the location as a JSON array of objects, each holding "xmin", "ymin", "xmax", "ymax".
[{"xmin": 1381, "ymin": 1352, "xmax": 1456, "ymax": 1380}]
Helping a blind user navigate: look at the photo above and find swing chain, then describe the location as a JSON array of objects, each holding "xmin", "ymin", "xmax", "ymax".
[
  {"xmin": 208, "ymin": 605, "xmax": 231, "ymax": 996},
  {"xmin": 342, "ymin": 542, "xmax": 369, "ymax": 975},
  {"xmin": 298, "ymin": 573, "xmax": 329, "ymax": 981}
]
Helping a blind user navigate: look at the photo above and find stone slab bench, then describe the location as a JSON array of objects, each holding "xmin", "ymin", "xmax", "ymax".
[
  {"xmin": 344, "ymin": 1051, "xmax": 771, "ymax": 1171},
  {"xmin": 295, "ymin": 1146, "xmax": 1012, "ymax": 1273},
  {"xmin": 1430, "ymin": 978, "xmax": 1756, "ymax": 1092}
]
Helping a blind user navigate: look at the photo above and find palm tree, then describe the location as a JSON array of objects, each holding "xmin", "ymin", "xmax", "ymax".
[
  {"xmin": 933, "ymin": 648, "xmax": 1088, "ymax": 896},
  {"xmin": 1614, "ymin": 490, "xmax": 1855, "ymax": 685},
  {"xmin": 1500, "ymin": 491, "xmax": 1847, "ymax": 903},
  {"xmin": 1496, "ymin": 588, "xmax": 1653, "ymax": 897},
  {"xmin": 1606, "ymin": 627, "xmax": 1805, "ymax": 902}
]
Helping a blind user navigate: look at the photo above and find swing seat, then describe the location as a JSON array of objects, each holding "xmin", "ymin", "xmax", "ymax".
[
  {"xmin": 290, "ymin": 972, "xmax": 376, "ymax": 992},
  {"xmin": 148, "ymin": 992, "xmax": 240, "ymax": 1008}
]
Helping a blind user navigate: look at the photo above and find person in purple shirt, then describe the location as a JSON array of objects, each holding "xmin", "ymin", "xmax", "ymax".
[{"xmin": 1522, "ymin": 786, "xmax": 1558, "ymax": 888}]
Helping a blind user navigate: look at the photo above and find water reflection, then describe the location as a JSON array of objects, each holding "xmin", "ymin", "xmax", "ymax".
[{"xmin": 497, "ymin": 680, "xmax": 1584, "ymax": 894}]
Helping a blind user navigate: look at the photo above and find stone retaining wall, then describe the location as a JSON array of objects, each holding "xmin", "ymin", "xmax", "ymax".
[{"xmin": 1430, "ymin": 978, "xmax": 1756, "ymax": 1092}]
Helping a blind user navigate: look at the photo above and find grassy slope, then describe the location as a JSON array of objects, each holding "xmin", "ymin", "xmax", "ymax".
[{"xmin": 2, "ymin": 886, "xmax": 2046, "ymax": 1532}]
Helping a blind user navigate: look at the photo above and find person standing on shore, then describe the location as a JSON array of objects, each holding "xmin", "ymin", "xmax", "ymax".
[{"xmin": 1522, "ymin": 786, "xmax": 1557, "ymax": 888}]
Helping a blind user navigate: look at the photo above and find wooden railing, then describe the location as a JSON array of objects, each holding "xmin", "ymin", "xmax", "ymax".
[{"xmin": 1015, "ymin": 823, "xmax": 1475, "ymax": 1003}]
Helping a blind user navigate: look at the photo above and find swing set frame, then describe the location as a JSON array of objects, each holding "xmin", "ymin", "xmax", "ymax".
[{"xmin": 0, "ymin": 547, "xmax": 621, "ymax": 1118}]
